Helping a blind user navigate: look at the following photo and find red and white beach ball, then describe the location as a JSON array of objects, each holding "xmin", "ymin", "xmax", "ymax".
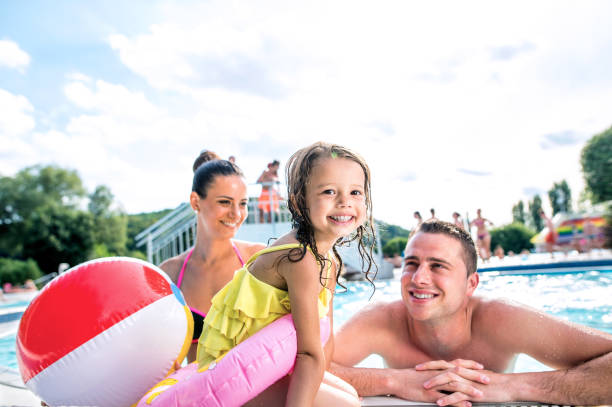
[{"xmin": 16, "ymin": 257, "xmax": 193, "ymax": 407}]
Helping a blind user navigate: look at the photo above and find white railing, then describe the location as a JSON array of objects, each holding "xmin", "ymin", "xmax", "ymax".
[
  {"xmin": 135, "ymin": 183, "xmax": 292, "ymax": 265},
  {"xmin": 134, "ymin": 182, "xmax": 391, "ymax": 278}
]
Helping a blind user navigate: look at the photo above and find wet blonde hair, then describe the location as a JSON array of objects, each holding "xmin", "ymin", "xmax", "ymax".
[{"xmin": 284, "ymin": 142, "xmax": 376, "ymax": 288}]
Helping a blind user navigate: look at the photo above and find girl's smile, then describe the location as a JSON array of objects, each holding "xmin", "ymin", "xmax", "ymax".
[{"xmin": 305, "ymin": 157, "xmax": 366, "ymax": 249}]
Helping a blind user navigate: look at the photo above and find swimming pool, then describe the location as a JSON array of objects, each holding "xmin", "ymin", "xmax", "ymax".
[{"xmin": 1, "ymin": 269, "xmax": 611, "ymax": 372}]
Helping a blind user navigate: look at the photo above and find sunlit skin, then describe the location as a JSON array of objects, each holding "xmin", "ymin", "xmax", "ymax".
[
  {"xmin": 401, "ymin": 233, "xmax": 478, "ymax": 325},
  {"xmin": 305, "ymin": 157, "xmax": 367, "ymax": 253},
  {"xmin": 192, "ymin": 175, "xmax": 248, "ymax": 239},
  {"xmin": 161, "ymin": 174, "xmax": 265, "ymax": 362}
]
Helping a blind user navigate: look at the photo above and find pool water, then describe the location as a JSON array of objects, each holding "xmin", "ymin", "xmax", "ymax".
[
  {"xmin": 1, "ymin": 270, "xmax": 611, "ymax": 372},
  {"xmin": 0, "ymin": 334, "xmax": 18, "ymax": 369}
]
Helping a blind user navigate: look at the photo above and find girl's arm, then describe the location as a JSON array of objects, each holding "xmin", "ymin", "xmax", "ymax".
[
  {"xmin": 323, "ymin": 296, "xmax": 334, "ymax": 370},
  {"xmin": 323, "ymin": 256, "xmax": 338, "ymax": 369},
  {"xmin": 281, "ymin": 254, "xmax": 326, "ymax": 407}
]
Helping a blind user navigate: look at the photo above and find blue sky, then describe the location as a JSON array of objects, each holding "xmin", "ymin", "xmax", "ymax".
[{"xmin": 2, "ymin": 0, "xmax": 612, "ymax": 229}]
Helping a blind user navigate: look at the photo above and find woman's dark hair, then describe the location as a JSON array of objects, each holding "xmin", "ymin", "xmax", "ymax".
[
  {"xmin": 281, "ymin": 142, "xmax": 376, "ymax": 291},
  {"xmin": 193, "ymin": 150, "xmax": 222, "ymax": 173},
  {"xmin": 192, "ymin": 160, "xmax": 244, "ymax": 198}
]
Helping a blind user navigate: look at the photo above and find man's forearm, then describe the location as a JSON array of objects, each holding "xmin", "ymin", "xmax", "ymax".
[
  {"xmin": 509, "ymin": 351, "xmax": 612, "ymax": 404},
  {"xmin": 329, "ymin": 362, "xmax": 395, "ymax": 397}
]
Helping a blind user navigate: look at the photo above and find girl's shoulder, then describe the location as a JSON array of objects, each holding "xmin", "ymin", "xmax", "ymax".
[{"xmin": 250, "ymin": 234, "xmax": 317, "ymax": 269}]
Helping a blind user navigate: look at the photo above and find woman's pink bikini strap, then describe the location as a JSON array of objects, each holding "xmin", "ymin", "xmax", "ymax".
[
  {"xmin": 177, "ymin": 248, "xmax": 194, "ymax": 288},
  {"xmin": 178, "ymin": 242, "xmax": 243, "ymax": 288},
  {"xmin": 232, "ymin": 241, "xmax": 245, "ymax": 266}
]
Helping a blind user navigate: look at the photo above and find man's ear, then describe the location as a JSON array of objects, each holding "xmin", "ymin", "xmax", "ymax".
[
  {"xmin": 190, "ymin": 191, "xmax": 200, "ymax": 212},
  {"xmin": 466, "ymin": 272, "xmax": 479, "ymax": 296}
]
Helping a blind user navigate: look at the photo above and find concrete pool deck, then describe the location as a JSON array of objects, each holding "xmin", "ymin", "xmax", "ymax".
[
  {"xmin": 477, "ymin": 249, "xmax": 612, "ymax": 275},
  {"xmin": 0, "ymin": 365, "xmax": 41, "ymax": 407},
  {"xmin": 0, "ymin": 380, "xmax": 555, "ymax": 407}
]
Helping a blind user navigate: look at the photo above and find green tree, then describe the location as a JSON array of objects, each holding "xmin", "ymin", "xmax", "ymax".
[
  {"xmin": 382, "ymin": 236, "xmax": 408, "ymax": 257},
  {"xmin": 21, "ymin": 204, "xmax": 94, "ymax": 273},
  {"xmin": 581, "ymin": 125, "xmax": 612, "ymax": 203},
  {"xmin": 490, "ymin": 223, "xmax": 536, "ymax": 254},
  {"xmin": 126, "ymin": 209, "xmax": 172, "ymax": 256},
  {"xmin": 0, "ymin": 165, "xmax": 86, "ymax": 257},
  {"xmin": 0, "ymin": 165, "xmax": 94, "ymax": 274},
  {"xmin": 512, "ymin": 201, "xmax": 526, "ymax": 224},
  {"xmin": 0, "ymin": 258, "xmax": 42, "ymax": 285},
  {"xmin": 376, "ymin": 220, "xmax": 411, "ymax": 249},
  {"xmin": 548, "ymin": 180, "xmax": 572, "ymax": 215},
  {"xmin": 528, "ymin": 195, "xmax": 544, "ymax": 231},
  {"xmin": 89, "ymin": 185, "xmax": 127, "ymax": 256},
  {"xmin": 89, "ymin": 185, "xmax": 114, "ymax": 216}
]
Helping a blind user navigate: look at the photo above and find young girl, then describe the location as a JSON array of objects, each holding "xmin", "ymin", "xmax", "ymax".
[{"xmin": 197, "ymin": 142, "xmax": 376, "ymax": 406}]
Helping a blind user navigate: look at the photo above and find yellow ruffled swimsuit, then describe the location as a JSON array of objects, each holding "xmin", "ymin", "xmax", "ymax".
[{"xmin": 196, "ymin": 243, "xmax": 333, "ymax": 369}]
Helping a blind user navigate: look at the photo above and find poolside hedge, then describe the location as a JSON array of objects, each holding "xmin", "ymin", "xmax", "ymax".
[
  {"xmin": 490, "ymin": 223, "xmax": 536, "ymax": 254},
  {"xmin": 0, "ymin": 257, "xmax": 43, "ymax": 286}
]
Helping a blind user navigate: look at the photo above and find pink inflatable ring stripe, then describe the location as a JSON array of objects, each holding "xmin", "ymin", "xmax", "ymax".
[{"xmin": 137, "ymin": 314, "xmax": 330, "ymax": 407}]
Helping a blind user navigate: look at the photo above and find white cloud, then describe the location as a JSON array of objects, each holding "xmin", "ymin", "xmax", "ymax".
[
  {"xmin": 64, "ymin": 80, "xmax": 159, "ymax": 118},
  {"xmin": 65, "ymin": 72, "xmax": 93, "ymax": 83},
  {"xmin": 5, "ymin": 1, "xmax": 612, "ymax": 224},
  {"xmin": 98, "ymin": 0, "xmax": 612, "ymax": 222},
  {"xmin": 0, "ymin": 88, "xmax": 35, "ymax": 136},
  {"xmin": 0, "ymin": 40, "xmax": 30, "ymax": 71},
  {"xmin": 0, "ymin": 89, "xmax": 36, "ymax": 174},
  {"xmin": 62, "ymin": 79, "xmax": 203, "ymax": 151}
]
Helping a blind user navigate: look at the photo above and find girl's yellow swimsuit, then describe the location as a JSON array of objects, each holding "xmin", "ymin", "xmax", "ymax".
[{"xmin": 196, "ymin": 243, "xmax": 333, "ymax": 368}]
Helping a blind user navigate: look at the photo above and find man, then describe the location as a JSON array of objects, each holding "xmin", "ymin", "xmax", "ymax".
[{"xmin": 331, "ymin": 220, "xmax": 612, "ymax": 406}]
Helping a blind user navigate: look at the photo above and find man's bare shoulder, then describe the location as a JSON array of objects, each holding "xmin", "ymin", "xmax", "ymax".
[
  {"xmin": 472, "ymin": 296, "xmax": 537, "ymax": 320},
  {"xmin": 471, "ymin": 296, "xmax": 552, "ymax": 344}
]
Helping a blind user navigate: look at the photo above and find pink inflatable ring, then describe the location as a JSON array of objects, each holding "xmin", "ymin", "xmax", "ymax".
[{"xmin": 138, "ymin": 314, "xmax": 330, "ymax": 407}]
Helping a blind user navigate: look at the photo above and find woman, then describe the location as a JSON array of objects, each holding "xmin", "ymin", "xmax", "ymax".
[
  {"xmin": 470, "ymin": 208, "xmax": 493, "ymax": 261},
  {"xmin": 161, "ymin": 152, "xmax": 266, "ymax": 362}
]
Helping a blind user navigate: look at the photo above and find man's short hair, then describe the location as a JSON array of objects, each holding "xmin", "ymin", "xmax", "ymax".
[{"xmin": 411, "ymin": 220, "xmax": 477, "ymax": 275}]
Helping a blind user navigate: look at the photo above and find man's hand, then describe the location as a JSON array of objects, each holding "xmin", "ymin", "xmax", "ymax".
[
  {"xmin": 382, "ymin": 365, "xmax": 486, "ymax": 407},
  {"xmin": 414, "ymin": 359, "xmax": 491, "ymax": 406}
]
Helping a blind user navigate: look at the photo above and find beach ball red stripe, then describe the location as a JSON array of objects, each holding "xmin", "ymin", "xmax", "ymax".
[{"xmin": 16, "ymin": 258, "xmax": 174, "ymax": 382}]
